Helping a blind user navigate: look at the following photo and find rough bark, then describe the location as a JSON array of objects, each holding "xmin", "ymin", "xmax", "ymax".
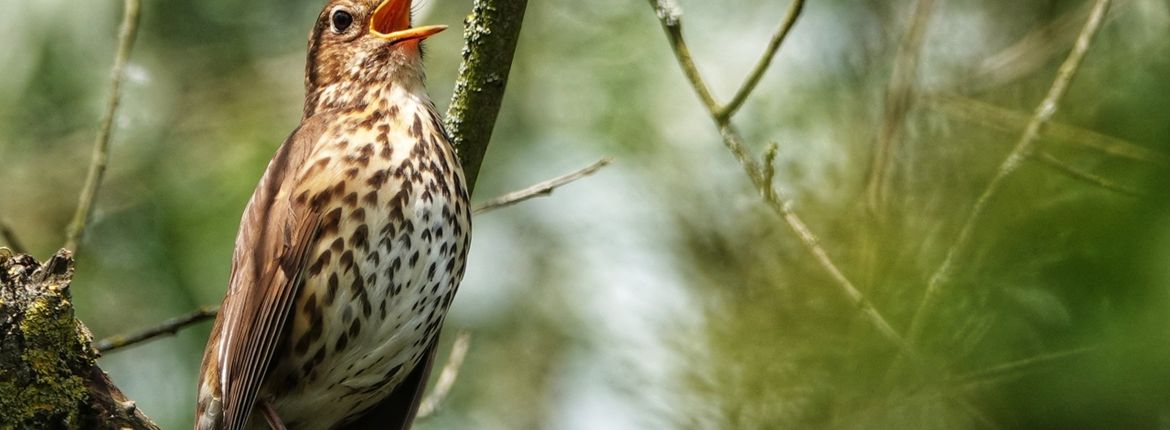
[{"xmin": 0, "ymin": 250, "xmax": 158, "ymax": 429}]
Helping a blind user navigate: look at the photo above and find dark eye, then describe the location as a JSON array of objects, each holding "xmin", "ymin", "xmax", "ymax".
[{"xmin": 331, "ymin": 9, "xmax": 354, "ymax": 33}]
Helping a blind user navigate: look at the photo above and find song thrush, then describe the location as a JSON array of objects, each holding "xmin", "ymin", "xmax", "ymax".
[{"xmin": 194, "ymin": 0, "xmax": 471, "ymax": 429}]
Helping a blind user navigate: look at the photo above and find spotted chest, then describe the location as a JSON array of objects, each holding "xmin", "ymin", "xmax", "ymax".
[{"xmin": 260, "ymin": 98, "xmax": 471, "ymax": 429}]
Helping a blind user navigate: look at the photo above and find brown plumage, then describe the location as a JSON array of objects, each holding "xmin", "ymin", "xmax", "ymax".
[{"xmin": 194, "ymin": 1, "xmax": 471, "ymax": 429}]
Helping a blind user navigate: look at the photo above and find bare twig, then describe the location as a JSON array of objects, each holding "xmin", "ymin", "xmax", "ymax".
[
  {"xmin": 1, "ymin": 218, "xmax": 27, "ymax": 254},
  {"xmin": 647, "ymin": 0, "xmax": 917, "ymax": 359},
  {"xmin": 94, "ymin": 306, "xmax": 219, "ymax": 353},
  {"xmin": 905, "ymin": 0, "xmax": 1114, "ymax": 345},
  {"xmin": 64, "ymin": 0, "xmax": 142, "ymax": 253},
  {"xmin": 417, "ymin": 331, "xmax": 473, "ymax": 418},
  {"xmin": 718, "ymin": 0, "xmax": 805, "ymax": 120},
  {"xmin": 473, "ymin": 157, "xmax": 613, "ymax": 214},
  {"xmin": 1033, "ymin": 151, "xmax": 1143, "ymax": 197},
  {"xmin": 865, "ymin": 0, "xmax": 937, "ymax": 214}
]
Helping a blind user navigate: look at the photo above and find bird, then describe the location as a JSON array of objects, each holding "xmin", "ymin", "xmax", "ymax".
[{"xmin": 194, "ymin": 0, "xmax": 471, "ymax": 428}]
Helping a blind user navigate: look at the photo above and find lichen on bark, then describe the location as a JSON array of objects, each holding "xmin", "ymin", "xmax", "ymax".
[{"xmin": 0, "ymin": 250, "xmax": 157, "ymax": 429}]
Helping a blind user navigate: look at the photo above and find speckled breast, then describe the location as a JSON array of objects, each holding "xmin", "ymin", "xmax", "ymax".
[{"xmin": 261, "ymin": 100, "xmax": 471, "ymax": 429}]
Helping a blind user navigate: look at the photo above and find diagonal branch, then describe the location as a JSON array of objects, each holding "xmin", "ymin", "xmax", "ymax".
[
  {"xmin": 905, "ymin": 0, "xmax": 1114, "ymax": 345},
  {"xmin": 473, "ymin": 157, "xmax": 613, "ymax": 214},
  {"xmin": 64, "ymin": 0, "xmax": 142, "ymax": 253}
]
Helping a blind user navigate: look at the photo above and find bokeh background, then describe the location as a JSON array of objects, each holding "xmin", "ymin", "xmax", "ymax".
[{"xmin": 2, "ymin": 0, "xmax": 1169, "ymax": 428}]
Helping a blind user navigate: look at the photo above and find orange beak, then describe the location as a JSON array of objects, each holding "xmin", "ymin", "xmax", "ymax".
[{"xmin": 370, "ymin": 0, "xmax": 446, "ymax": 44}]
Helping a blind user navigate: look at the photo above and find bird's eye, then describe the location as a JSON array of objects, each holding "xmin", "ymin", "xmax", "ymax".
[{"xmin": 331, "ymin": 9, "xmax": 354, "ymax": 34}]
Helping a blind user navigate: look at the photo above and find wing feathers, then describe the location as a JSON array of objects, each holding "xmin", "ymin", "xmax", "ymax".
[{"xmin": 208, "ymin": 113, "xmax": 337, "ymax": 430}]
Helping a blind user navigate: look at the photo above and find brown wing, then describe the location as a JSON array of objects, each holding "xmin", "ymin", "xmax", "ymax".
[
  {"xmin": 339, "ymin": 337, "xmax": 441, "ymax": 430},
  {"xmin": 195, "ymin": 112, "xmax": 336, "ymax": 430}
]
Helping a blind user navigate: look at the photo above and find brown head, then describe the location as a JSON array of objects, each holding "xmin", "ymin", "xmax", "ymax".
[{"xmin": 303, "ymin": 0, "xmax": 446, "ymax": 118}]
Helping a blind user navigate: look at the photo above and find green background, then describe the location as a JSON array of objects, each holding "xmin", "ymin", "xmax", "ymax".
[{"xmin": 1, "ymin": 0, "xmax": 1168, "ymax": 428}]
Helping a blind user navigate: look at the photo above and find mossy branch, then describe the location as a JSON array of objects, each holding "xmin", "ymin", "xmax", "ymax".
[{"xmin": 445, "ymin": 0, "xmax": 530, "ymax": 195}]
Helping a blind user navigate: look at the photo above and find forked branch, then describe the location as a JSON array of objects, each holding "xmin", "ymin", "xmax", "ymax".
[{"xmin": 646, "ymin": 0, "xmax": 916, "ymax": 359}]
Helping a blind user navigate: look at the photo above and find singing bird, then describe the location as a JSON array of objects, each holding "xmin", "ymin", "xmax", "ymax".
[{"xmin": 194, "ymin": 0, "xmax": 471, "ymax": 429}]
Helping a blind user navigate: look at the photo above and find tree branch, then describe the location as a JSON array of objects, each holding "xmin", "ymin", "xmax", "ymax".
[
  {"xmin": 63, "ymin": 0, "xmax": 142, "ymax": 253},
  {"xmin": 905, "ymin": 0, "xmax": 1113, "ymax": 345}
]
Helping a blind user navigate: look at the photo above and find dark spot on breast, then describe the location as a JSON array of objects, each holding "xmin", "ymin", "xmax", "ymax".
[
  {"xmin": 326, "ymin": 273, "xmax": 339, "ymax": 305},
  {"xmin": 411, "ymin": 115, "xmax": 423, "ymax": 137},
  {"xmin": 348, "ymin": 318, "xmax": 362, "ymax": 337},
  {"xmin": 350, "ymin": 207, "xmax": 366, "ymax": 222},
  {"xmin": 340, "ymin": 250, "xmax": 354, "ymax": 272},
  {"xmin": 367, "ymin": 169, "xmax": 388, "ymax": 187},
  {"xmin": 322, "ymin": 207, "xmax": 342, "ymax": 235},
  {"xmin": 303, "ymin": 293, "xmax": 318, "ymax": 316},
  {"xmin": 308, "ymin": 249, "xmax": 331, "ymax": 277}
]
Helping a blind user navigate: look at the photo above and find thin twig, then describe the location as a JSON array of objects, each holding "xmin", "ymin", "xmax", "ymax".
[
  {"xmin": 473, "ymin": 157, "xmax": 613, "ymax": 214},
  {"xmin": 905, "ymin": 0, "xmax": 1113, "ymax": 345},
  {"xmin": 955, "ymin": 346, "xmax": 1097, "ymax": 385},
  {"xmin": 647, "ymin": 0, "xmax": 916, "ymax": 359},
  {"xmin": 64, "ymin": 0, "xmax": 142, "ymax": 253},
  {"xmin": 1033, "ymin": 151, "xmax": 1143, "ymax": 197},
  {"xmin": 417, "ymin": 331, "xmax": 473, "ymax": 418},
  {"xmin": 95, "ymin": 305, "xmax": 219, "ymax": 353},
  {"xmin": 718, "ymin": 0, "xmax": 805, "ymax": 120},
  {"xmin": 865, "ymin": 0, "xmax": 937, "ymax": 214},
  {"xmin": 1, "ymin": 218, "xmax": 27, "ymax": 254}
]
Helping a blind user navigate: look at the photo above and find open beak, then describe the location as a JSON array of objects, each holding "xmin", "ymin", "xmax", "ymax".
[{"xmin": 370, "ymin": 0, "xmax": 446, "ymax": 44}]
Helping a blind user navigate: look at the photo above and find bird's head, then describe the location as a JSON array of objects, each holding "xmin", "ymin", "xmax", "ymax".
[{"xmin": 303, "ymin": 0, "xmax": 446, "ymax": 117}]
